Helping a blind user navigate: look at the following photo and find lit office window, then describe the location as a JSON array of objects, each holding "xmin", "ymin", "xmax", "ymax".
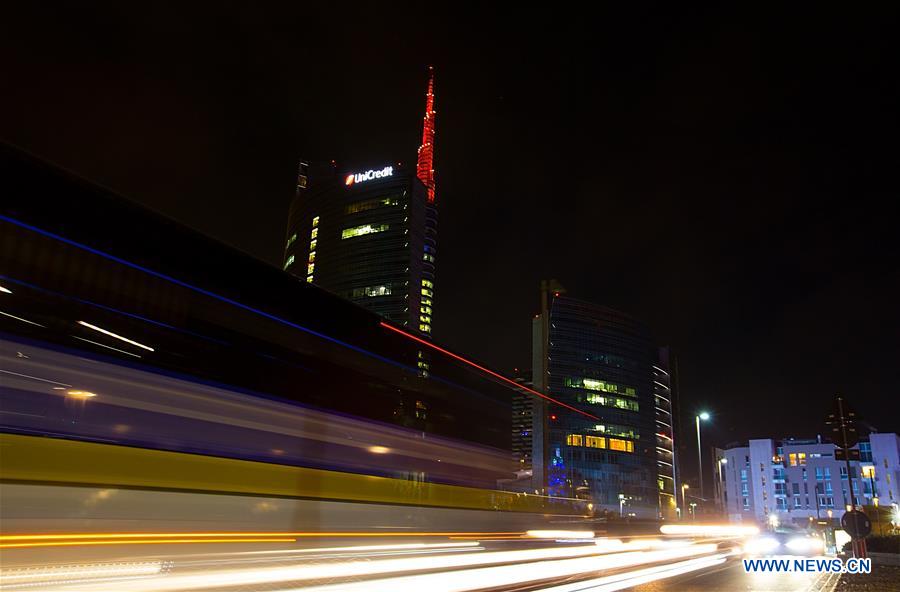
[
  {"xmin": 346, "ymin": 197, "xmax": 399, "ymax": 214},
  {"xmin": 584, "ymin": 393, "xmax": 639, "ymax": 412},
  {"xmin": 592, "ymin": 424, "xmax": 638, "ymax": 439},
  {"xmin": 351, "ymin": 285, "xmax": 392, "ymax": 298},
  {"xmin": 566, "ymin": 377, "xmax": 637, "ymax": 398},
  {"xmin": 342, "ymin": 224, "xmax": 389, "ymax": 239},
  {"xmin": 608, "ymin": 438, "xmax": 634, "ymax": 453},
  {"xmin": 585, "ymin": 436, "xmax": 606, "ymax": 449},
  {"xmin": 283, "ymin": 255, "xmax": 295, "ymax": 270},
  {"xmin": 566, "ymin": 434, "xmax": 583, "ymax": 446}
]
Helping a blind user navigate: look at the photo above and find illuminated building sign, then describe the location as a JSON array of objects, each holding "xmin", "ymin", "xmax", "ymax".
[{"xmin": 345, "ymin": 166, "xmax": 394, "ymax": 186}]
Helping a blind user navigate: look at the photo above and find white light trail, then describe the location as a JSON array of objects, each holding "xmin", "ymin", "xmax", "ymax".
[
  {"xmin": 0, "ymin": 562, "xmax": 163, "ymax": 587},
  {"xmin": 72, "ymin": 335, "xmax": 142, "ymax": 358},
  {"xmin": 33, "ymin": 542, "xmax": 718, "ymax": 592},
  {"xmin": 283, "ymin": 543, "xmax": 721, "ymax": 592},
  {"xmin": 209, "ymin": 541, "xmax": 481, "ymax": 557},
  {"xmin": 534, "ymin": 554, "xmax": 728, "ymax": 591},
  {"xmin": 660, "ymin": 524, "xmax": 759, "ymax": 537},
  {"xmin": 77, "ymin": 321, "xmax": 155, "ymax": 352},
  {"xmin": 527, "ymin": 530, "xmax": 594, "ymax": 539},
  {"xmin": 0, "ymin": 310, "xmax": 45, "ymax": 327}
]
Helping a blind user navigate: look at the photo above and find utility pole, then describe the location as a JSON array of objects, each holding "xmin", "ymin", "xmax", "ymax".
[{"xmin": 826, "ymin": 395, "xmax": 868, "ymax": 558}]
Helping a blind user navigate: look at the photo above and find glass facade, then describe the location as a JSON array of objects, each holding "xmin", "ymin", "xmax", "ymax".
[
  {"xmin": 540, "ymin": 296, "xmax": 672, "ymax": 518},
  {"xmin": 284, "ymin": 162, "xmax": 435, "ymax": 334}
]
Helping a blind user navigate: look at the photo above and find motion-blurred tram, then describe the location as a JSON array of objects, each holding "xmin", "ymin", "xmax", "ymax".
[{"xmin": 0, "ymin": 146, "xmax": 589, "ymax": 535}]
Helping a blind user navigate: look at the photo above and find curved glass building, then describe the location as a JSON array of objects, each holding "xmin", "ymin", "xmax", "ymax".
[
  {"xmin": 534, "ymin": 294, "xmax": 677, "ymax": 518},
  {"xmin": 283, "ymin": 161, "xmax": 436, "ymax": 336}
]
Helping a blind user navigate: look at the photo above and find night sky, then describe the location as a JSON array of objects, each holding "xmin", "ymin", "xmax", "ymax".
[{"xmin": 3, "ymin": 4, "xmax": 898, "ymax": 457}]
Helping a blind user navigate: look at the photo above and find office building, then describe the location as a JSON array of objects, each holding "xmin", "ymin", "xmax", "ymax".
[
  {"xmin": 512, "ymin": 369, "xmax": 534, "ymax": 472},
  {"xmin": 718, "ymin": 433, "xmax": 900, "ymax": 528},
  {"xmin": 283, "ymin": 68, "xmax": 437, "ymax": 336},
  {"xmin": 532, "ymin": 291, "xmax": 677, "ymax": 519}
]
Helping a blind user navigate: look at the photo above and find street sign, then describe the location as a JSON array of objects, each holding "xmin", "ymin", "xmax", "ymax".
[
  {"xmin": 834, "ymin": 448, "xmax": 861, "ymax": 461},
  {"xmin": 841, "ymin": 510, "xmax": 872, "ymax": 539}
]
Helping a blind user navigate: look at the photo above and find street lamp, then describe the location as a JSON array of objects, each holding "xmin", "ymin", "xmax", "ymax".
[
  {"xmin": 619, "ymin": 493, "xmax": 626, "ymax": 518},
  {"xmin": 696, "ymin": 412, "xmax": 710, "ymax": 498},
  {"xmin": 681, "ymin": 484, "xmax": 689, "ymax": 521},
  {"xmin": 716, "ymin": 457, "xmax": 727, "ymax": 510}
]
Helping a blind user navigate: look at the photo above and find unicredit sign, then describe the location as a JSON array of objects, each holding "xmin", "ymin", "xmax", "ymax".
[{"xmin": 345, "ymin": 166, "xmax": 393, "ymax": 186}]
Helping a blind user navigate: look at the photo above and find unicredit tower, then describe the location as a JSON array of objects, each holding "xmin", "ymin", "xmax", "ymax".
[{"xmin": 284, "ymin": 67, "xmax": 437, "ymax": 337}]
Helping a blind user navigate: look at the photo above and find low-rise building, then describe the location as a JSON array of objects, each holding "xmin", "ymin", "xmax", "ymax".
[{"xmin": 718, "ymin": 433, "xmax": 900, "ymax": 528}]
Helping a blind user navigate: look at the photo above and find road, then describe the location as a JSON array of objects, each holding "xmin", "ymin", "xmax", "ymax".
[
  {"xmin": 0, "ymin": 533, "xmax": 731, "ymax": 591},
  {"xmin": 628, "ymin": 558, "xmax": 842, "ymax": 592}
]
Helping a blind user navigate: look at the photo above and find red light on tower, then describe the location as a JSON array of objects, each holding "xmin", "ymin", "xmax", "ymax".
[{"xmin": 416, "ymin": 66, "xmax": 436, "ymax": 203}]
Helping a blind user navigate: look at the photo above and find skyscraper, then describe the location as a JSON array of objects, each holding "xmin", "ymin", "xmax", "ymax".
[
  {"xmin": 284, "ymin": 68, "xmax": 438, "ymax": 336},
  {"xmin": 532, "ymin": 291, "xmax": 678, "ymax": 519}
]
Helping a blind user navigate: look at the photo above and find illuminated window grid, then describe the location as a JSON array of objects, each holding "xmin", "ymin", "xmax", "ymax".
[
  {"xmin": 306, "ymin": 215, "xmax": 319, "ymax": 283},
  {"xmin": 341, "ymin": 223, "xmax": 389, "ymax": 239},
  {"xmin": 566, "ymin": 434, "xmax": 634, "ymax": 453}
]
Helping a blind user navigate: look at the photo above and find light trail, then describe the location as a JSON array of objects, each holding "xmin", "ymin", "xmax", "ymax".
[
  {"xmin": 526, "ymin": 530, "xmax": 595, "ymax": 539},
  {"xmin": 77, "ymin": 321, "xmax": 155, "ymax": 351},
  {"xmin": 227, "ymin": 541, "xmax": 481, "ymax": 556},
  {"xmin": 0, "ymin": 562, "xmax": 164, "ymax": 587},
  {"xmin": 659, "ymin": 524, "xmax": 759, "ymax": 537},
  {"xmin": 534, "ymin": 554, "xmax": 729, "ymax": 591},
  {"xmin": 0, "ymin": 538, "xmax": 298, "ymax": 549},
  {"xmin": 274, "ymin": 544, "xmax": 722, "ymax": 592},
  {"xmin": 26, "ymin": 542, "xmax": 719, "ymax": 591},
  {"xmin": 380, "ymin": 321, "xmax": 600, "ymax": 420},
  {"xmin": 0, "ymin": 531, "xmax": 521, "ymax": 545}
]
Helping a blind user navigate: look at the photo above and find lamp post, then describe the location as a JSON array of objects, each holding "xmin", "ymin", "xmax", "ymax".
[
  {"xmin": 681, "ymin": 484, "xmax": 689, "ymax": 521},
  {"xmin": 696, "ymin": 412, "xmax": 710, "ymax": 499},
  {"xmin": 717, "ymin": 457, "xmax": 727, "ymax": 511}
]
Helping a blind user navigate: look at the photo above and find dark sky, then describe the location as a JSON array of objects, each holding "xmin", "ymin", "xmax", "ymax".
[{"xmin": 3, "ymin": 4, "xmax": 898, "ymax": 452}]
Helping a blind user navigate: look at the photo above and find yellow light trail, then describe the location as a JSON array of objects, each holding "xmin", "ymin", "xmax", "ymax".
[
  {"xmin": 0, "ymin": 538, "xmax": 297, "ymax": 549},
  {"xmin": 0, "ymin": 531, "xmax": 523, "ymax": 549},
  {"xmin": 1, "ymin": 531, "xmax": 519, "ymax": 541}
]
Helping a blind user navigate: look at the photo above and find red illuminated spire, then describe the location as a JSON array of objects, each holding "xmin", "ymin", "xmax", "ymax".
[{"xmin": 416, "ymin": 66, "xmax": 436, "ymax": 203}]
